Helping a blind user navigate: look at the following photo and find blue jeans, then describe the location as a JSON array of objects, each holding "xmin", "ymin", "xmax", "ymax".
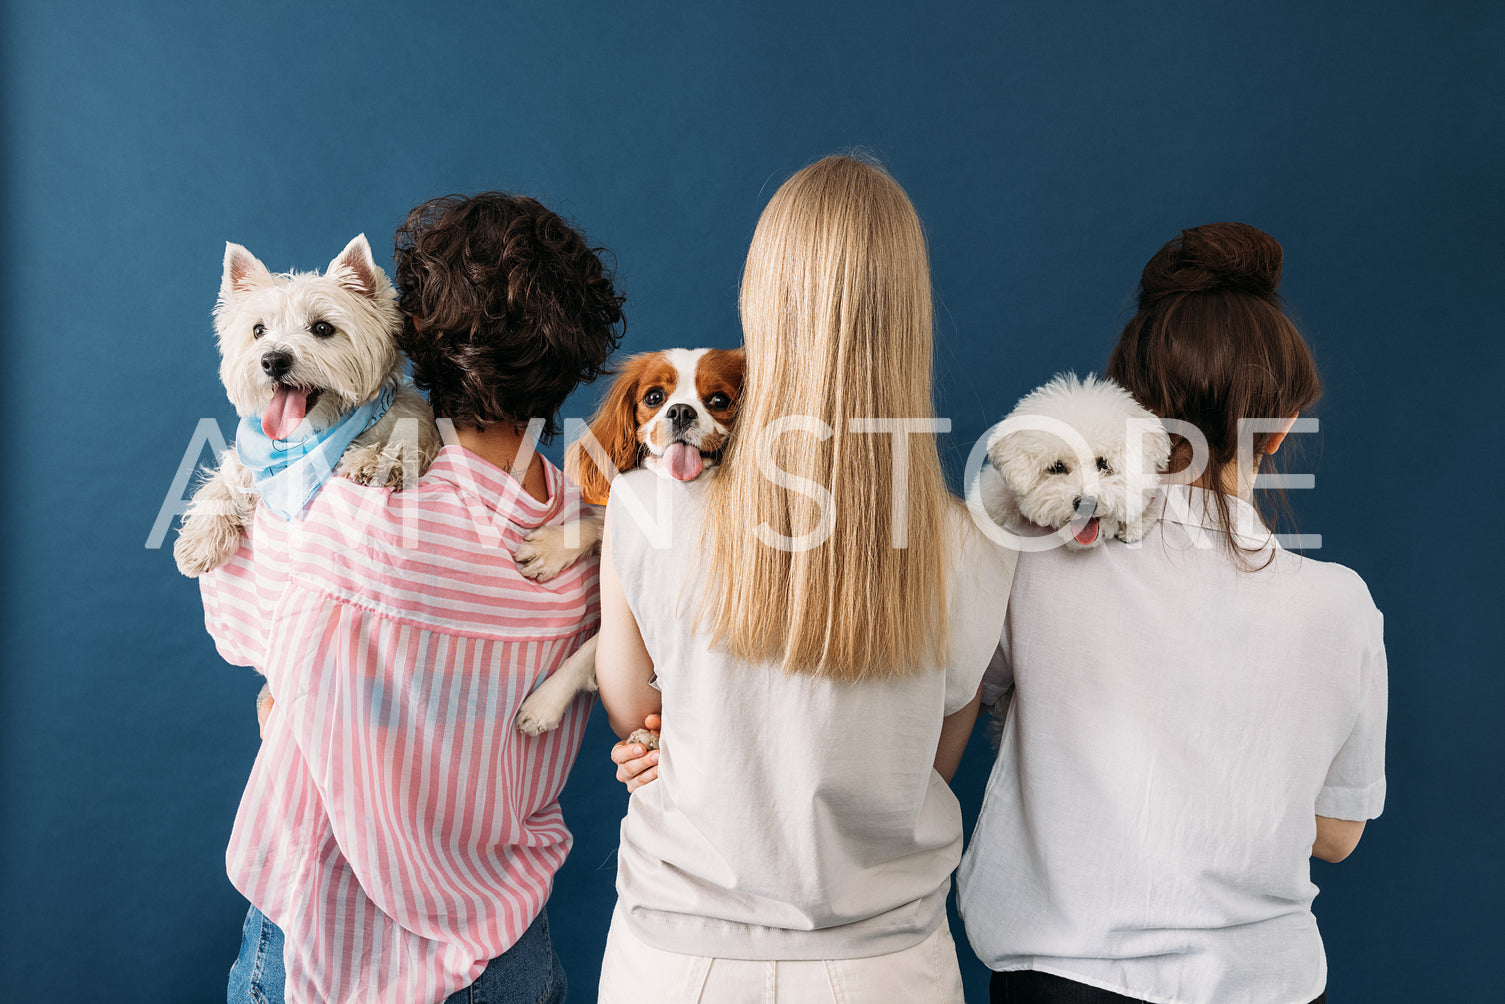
[{"xmin": 228, "ymin": 903, "xmax": 567, "ymax": 1004}]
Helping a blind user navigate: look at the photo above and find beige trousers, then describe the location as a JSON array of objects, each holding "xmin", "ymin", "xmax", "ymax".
[{"xmin": 598, "ymin": 905, "xmax": 965, "ymax": 1004}]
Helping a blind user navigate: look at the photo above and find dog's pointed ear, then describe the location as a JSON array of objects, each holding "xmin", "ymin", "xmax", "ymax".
[
  {"xmin": 222, "ymin": 243, "xmax": 274, "ymax": 297},
  {"xmin": 567, "ymin": 356, "xmax": 649, "ymax": 505},
  {"xmin": 328, "ymin": 234, "xmax": 381, "ymax": 299}
]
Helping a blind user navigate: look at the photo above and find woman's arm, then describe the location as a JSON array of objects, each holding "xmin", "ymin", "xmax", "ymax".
[
  {"xmin": 934, "ymin": 684, "xmax": 983, "ymax": 782},
  {"xmin": 595, "ymin": 516, "xmax": 662, "ymax": 738},
  {"xmin": 1312, "ymin": 815, "xmax": 1366, "ymax": 862}
]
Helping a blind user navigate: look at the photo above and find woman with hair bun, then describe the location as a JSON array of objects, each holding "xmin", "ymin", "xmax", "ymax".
[{"xmin": 957, "ymin": 222, "xmax": 1387, "ymax": 1004}]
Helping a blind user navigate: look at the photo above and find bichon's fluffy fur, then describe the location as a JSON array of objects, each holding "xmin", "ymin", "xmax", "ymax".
[
  {"xmin": 979, "ymin": 373, "xmax": 1171, "ymax": 549},
  {"xmin": 173, "ymin": 236, "xmax": 439, "ymax": 576}
]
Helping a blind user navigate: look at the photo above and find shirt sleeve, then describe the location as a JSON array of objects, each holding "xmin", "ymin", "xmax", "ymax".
[
  {"xmin": 980, "ymin": 634, "xmax": 1013, "ymax": 709},
  {"xmin": 943, "ymin": 519, "xmax": 1017, "ymax": 716},
  {"xmin": 198, "ymin": 540, "xmax": 265, "ymax": 671},
  {"xmin": 1316, "ymin": 610, "xmax": 1388, "ymax": 820}
]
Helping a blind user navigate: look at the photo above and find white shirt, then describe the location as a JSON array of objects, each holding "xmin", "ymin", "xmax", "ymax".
[
  {"xmin": 607, "ymin": 469, "xmax": 1017, "ymax": 960},
  {"xmin": 957, "ymin": 485, "xmax": 1386, "ymax": 1004}
]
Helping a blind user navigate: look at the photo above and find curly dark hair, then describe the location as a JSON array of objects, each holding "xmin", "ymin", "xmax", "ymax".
[{"xmin": 393, "ymin": 192, "xmax": 625, "ymax": 438}]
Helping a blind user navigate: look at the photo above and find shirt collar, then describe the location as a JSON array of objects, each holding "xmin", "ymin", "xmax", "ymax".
[
  {"xmin": 1159, "ymin": 484, "xmax": 1275, "ymax": 551},
  {"xmin": 424, "ymin": 444, "xmax": 565, "ymax": 530}
]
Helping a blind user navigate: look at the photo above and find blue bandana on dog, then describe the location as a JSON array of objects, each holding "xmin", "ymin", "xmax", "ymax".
[{"xmin": 236, "ymin": 379, "xmax": 399, "ymax": 519}]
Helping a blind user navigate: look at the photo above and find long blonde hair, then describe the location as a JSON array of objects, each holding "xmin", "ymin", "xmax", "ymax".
[{"xmin": 700, "ymin": 155, "xmax": 953, "ymax": 681}]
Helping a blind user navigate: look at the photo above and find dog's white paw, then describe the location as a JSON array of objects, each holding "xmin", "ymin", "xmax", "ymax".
[
  {"xmin": 378, "ymin": 440, "xmax": 430, "ymax": 489},
  {"xmin": 174, "ymin": 512, "xmax": 244, "ymax": 577},
  {"xmin": 1117, "ymin": 492, "xmax": 1164, "ymax": 544},
  {"xmin": 1115, "ymin": 507, "xmax": 1157, "ymax": 544},
  {"xmin": 337, "ymin": 443, "xmax": 416, "ymax": 489},
  {"xmin": 515, "ymin": 524, "xmax": 579, "ymax": 582},
  {"xmin": 515, "ymin": 689, "xmax": 571, "ymax": 735}
]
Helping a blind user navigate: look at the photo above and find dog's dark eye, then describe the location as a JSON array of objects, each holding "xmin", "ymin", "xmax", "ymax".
[
  {"xmin": 644, "ymin": 389, "xmax": 665, "ymax": 407},
  {"xmin": 310, "ymin": 320, "xmax": 335, "ymax": 338},
  {"xmin": 1048, "ymin": 460, "xmax": 1069, "ymax": 475},
  {"xmin": 1096, "ymin": 457, "xmax": 1112, "ymax": 474},
  {"xmin": 252, "ymin": 323, "xmax": 265, "ymax": 340},
  {"xmin": 708, "ymin": 393, "xmax": 731, "ymax": 410}
]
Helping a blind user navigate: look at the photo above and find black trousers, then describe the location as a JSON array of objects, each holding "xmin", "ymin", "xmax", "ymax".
[{"xmin": 990, "ymin": 969, "xmax": 1327, "ymax": 1004}]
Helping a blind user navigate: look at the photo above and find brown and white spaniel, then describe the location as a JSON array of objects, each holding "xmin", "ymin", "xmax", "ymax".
[
  {"xmin": 568, "ymin": 346, "xmax": 746, "ymax": 505},
  {"xmin": 513, "ymin": 346, "xmax": 745, "ymax": 734}
]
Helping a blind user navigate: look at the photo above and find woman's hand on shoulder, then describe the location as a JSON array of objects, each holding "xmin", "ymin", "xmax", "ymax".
[{"xmin": 611, "ymin": 714, "xmax": 661, "ymax": 793}]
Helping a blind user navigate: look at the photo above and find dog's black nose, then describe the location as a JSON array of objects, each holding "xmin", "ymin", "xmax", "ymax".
[
  {"xmin": 666, "ymin": 403, "xmax": 697, "ymax": 431},
  {"xmin": 261, "ymin": 351, "xmax": 293, "ymax": 379},
  {"xmin": 1073, "ymin": 496, "xmax": 1098, "ymax": 518}
]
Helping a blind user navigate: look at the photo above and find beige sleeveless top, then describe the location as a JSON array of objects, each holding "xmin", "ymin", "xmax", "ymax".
[{"xmin": 606, "ymin": 468, "xmax": 1015, "ymax": 960}]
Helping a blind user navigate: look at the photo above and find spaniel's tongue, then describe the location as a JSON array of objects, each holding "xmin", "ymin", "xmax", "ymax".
[
  {"xmin": 262, "ymin": 386, "xmax": 310, "ymax": 440},
  {"xmin": 663, "ymin": 442, "xmax": 704, "ymax": 481},
  {"xmin": 1072, "ymin": 517, "xmax": 1101, "ymax": 546}
]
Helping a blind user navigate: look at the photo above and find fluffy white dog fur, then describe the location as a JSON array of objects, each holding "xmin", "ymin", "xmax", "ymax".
[
  {"xmin": 978, "ymin": 373, "xmax": 1171, "ymax": 549},
  {"xmin": 173, "ymin": 235, "xmax": 440, "ymax": 576}
]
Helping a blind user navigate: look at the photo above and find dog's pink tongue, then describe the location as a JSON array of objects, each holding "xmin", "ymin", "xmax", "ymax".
[
  {"xmin": 664, "ymin": 442, "xmax": 704, "ymax": 481},
  {"xmin": 1072, "ymin": 518, "xmax": 1101, "ymax": 546},
  {"xmin": 261, "ymin": 386, "xmax": 309, "ymax": 440}
]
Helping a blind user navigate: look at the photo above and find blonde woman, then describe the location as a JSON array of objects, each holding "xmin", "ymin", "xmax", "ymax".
[{"xmin": 594, "ymin": 156, "xmax": 1015, "ymax": 1002}]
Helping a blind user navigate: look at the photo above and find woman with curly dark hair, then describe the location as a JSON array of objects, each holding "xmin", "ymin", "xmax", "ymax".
[
  {"xmin": 211, "ymin": 192, "xmax": 624, "ymax": 1004},
  {"xmin": 394, "ymin": 192, "xmax": 624, "ymax": 442}
]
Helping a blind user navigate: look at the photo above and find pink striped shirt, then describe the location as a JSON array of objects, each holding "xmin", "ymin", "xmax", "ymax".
[{"xmin": 200, "ymin": 445, "xmax": 599, "ymax": 1004}]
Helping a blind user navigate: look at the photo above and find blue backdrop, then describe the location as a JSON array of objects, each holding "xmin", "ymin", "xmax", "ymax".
[{"xmin": 3, "ymin": 1, "xmax": 1499, "ymax": 1000}]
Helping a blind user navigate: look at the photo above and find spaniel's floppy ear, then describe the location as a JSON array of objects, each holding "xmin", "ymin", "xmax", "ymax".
[
  {"xmin": 710, "ymin": 346, "xmax": 746, "ymax": 394},
  {"xmin": 990, "ymin": 427, "xmax": 1053, "ymax": 499},
  {"xmin": 720, "ymin": 345, "xmax": 747, "ymax": 376},
  {"xmin": 1139, "ymin": 416, "xmax": 1173, "ymax": 477},
  {"xmin": 567, "ymin": 354, "xmax": 652, "ymax": 505}
]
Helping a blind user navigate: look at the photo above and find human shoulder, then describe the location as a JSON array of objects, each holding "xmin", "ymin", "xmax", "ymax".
[
  {"xmin": 608, "ymin": 466, "xmax": 664, "ymax": 499},
  {"xmin": 605, "ymin": 468, "xmax": 710, "ymax": 548},
  {"xmin": 1275, "ymin": 548, "xmax": 1383, "ymax": 638},
  {"xmin": 300, "ymin": 450, "xmax": 580, "ymax": 578},
  {"xmin": 944, "ymin": 499, "xmax": 1018, "ymax": 598},
  {"xmin": 303, "ymin": 467, "xmax": 470, "ymax": 553},
  {"xmin": 608, "ymin": 467, "xmax": 714, "ymax": 501},
  {"xmin": 287, "ymin": 455, "xmax": 599, "ymax": 640}
]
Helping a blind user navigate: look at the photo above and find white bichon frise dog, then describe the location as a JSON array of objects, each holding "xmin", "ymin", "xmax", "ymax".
[
  {"xmin": 978, "ymin": 373, "xmax": 1171, "ymax": 549},
  {"xmin": 173, "ymin": 235, "xmax": 440, "ymax": 577}
]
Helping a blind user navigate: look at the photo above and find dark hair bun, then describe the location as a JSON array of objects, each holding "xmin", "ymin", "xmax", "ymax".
[{"xmin": 1138, "ymin": 221, "xmax": 1282, "ymax": 305}]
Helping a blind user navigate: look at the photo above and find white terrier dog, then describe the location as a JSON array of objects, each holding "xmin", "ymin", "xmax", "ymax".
[
  {"xmin": 978, "ymin": 373, "xmax": 1171, "ymax": 549},
  {"xmin": 174, "ymin": 235, "xmax": 440, "ymax": 576}
]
